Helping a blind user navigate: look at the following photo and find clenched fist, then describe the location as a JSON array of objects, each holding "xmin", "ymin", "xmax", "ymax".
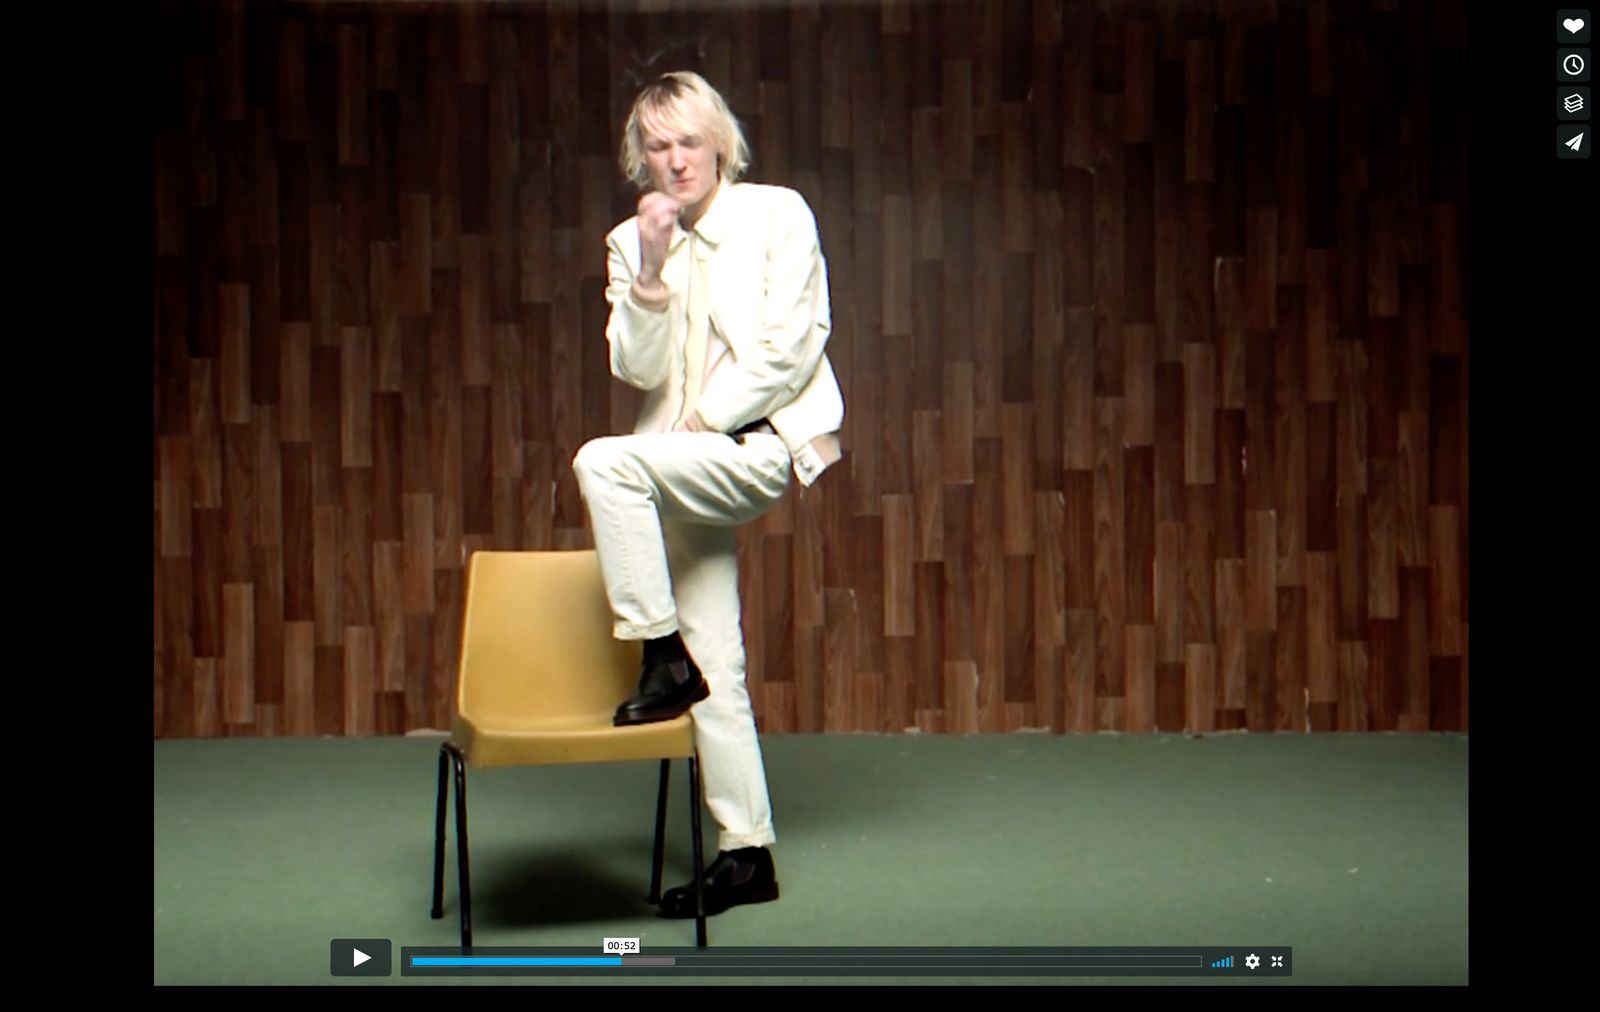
[{"xmin": 636, "ymin": 192, "xmax": 681, "ymax": 284}]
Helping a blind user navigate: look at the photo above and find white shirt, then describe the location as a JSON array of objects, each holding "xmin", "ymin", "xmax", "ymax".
[{"xmin": 666, "ymin": 230, "xmax": 729, "ymax": 432}]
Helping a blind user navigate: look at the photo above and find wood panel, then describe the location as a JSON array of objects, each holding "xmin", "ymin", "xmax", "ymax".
[{"xmin": 154, "ymin": 0, "xmax": 1469, "ymax": 737}]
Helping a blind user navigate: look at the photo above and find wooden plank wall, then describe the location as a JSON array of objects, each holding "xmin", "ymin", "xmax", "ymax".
[{"xmin": 153, "ymin": 0, "xmax": 1469, "ymax": 738}]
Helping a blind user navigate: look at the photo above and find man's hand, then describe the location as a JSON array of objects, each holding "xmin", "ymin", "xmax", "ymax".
[
  {"xmin": 672, "ymin": 411, "xmax": 712, "ymax": 434},
  {"xmin": 636, "ymin": 192, "xmax": 681, "ymax": 286}
]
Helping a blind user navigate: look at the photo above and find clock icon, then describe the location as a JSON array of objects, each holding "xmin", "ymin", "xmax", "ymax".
[
  {"xmin": 1568, "ymin": 54, "xmax": 1587, "ymax": 75},
  {"xmin": 1561, "ymin": 49, "xmax": 1592, "ymax": 81}
]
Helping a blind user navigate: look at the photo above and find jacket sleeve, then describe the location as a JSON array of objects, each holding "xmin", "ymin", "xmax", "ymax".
[
  {"xmin": 603, "ymin": 225, "xmax": 673, "ymax": 391},
  {"xmin": 693, "ymin": 191, "xmax": 830, "ymax": 433}
]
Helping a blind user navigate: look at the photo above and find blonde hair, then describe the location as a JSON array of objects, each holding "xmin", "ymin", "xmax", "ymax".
[{"xmin": 619, "ymin": 71, "xmax": 750, "ymax": 189}]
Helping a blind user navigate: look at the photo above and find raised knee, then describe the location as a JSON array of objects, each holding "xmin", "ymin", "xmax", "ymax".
[
  {"xmin": 572, "ymin": 436, "xmax": 622, "ymax": 481},
  {"xmin": 574, "ymin": 436, "xmax": 654, "ymax": 498}
]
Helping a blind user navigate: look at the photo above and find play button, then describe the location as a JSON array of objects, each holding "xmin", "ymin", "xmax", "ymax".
[{"xmin": 330, "ymin": 938, "xmax": 392, "ymax": 977}]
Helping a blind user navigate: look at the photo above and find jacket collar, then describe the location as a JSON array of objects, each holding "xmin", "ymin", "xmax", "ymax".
[{"xmin": 669, "ymin": 180, "xmax": 732, "ymax": 251}]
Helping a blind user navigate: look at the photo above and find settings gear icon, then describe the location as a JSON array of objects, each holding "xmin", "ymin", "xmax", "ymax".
[{"xmin": 1245, "ymin": 953, "xmax": 1261, "ymax": 969}]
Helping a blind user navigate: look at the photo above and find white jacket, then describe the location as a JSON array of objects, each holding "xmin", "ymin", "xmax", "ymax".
[{"xmin": 602, "ymin": 182, "xmax": 845, "ymax": 487}]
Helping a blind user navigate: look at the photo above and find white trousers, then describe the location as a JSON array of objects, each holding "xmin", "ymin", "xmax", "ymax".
[{"xmin": 572, "ymin": 430, "xmax": 791, "ymax": 851}]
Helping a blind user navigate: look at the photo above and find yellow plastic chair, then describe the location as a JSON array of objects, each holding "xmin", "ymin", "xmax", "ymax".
[{"xmin": 430, "ymin": 550, "xmax": 709, "ymax": 947}]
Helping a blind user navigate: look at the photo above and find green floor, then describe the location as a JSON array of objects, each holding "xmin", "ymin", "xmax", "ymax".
[{"xmin": 154, "ymin": 732, "xmax": 1468, "ymax": 985}]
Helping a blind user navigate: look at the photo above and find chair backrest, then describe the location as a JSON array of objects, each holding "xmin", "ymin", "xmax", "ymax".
[{"xmin": 456, "ymin": 550, "xmax": 641, "ymax": 726}]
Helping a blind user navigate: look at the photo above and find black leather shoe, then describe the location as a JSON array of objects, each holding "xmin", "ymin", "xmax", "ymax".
[
  {"xmin": 613, "ymin": 653, "xmax": 709, "ymax": 726},
  {"xmin": 656, "ymin": 847, "xmax": 779, "ymax": 918}
]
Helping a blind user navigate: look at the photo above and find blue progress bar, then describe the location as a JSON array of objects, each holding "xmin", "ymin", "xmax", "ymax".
[{"xmin": 412, "ymin": 957, "xmax": 623, "ymax": 967}]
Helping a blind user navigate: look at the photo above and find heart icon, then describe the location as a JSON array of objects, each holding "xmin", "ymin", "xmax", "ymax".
[{"xmin": 1566, "ymin": 18, "xmax": 1585, "ymax": 33}]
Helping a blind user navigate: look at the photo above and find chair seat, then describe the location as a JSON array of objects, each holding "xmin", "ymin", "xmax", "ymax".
[{"xmin": 451, "ymin": 712, "xmax": 696, "ymax": 768}]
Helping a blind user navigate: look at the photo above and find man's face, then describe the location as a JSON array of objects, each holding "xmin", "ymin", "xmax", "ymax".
[{"xmin": 641, "ymin": 104, "xmax": 719, "ymax": 215}]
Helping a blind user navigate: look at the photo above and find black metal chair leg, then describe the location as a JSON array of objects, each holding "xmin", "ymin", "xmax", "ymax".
[
  {"xmin": 649, "ymin": 759, "xmax": 671, "ymax": 904},
  {"xmin": 448, "ymin": 743, "xmax": 474, "ymax": 948},
  {"xmin": 688, "ymin": 752, "xmax": 707, "ymax": 948},
  {"xmin": 434, "ymin": 743, "xmax": 701, "ymax": 948},
  {"xmin": 431, "ymin": 746, "xmax": 450, "ymax": 918}
]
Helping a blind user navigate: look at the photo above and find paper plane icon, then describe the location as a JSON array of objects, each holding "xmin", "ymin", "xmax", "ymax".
[{"xmin": 1567, "ymin": 132, "xmax": 1585, "ymax": 151}]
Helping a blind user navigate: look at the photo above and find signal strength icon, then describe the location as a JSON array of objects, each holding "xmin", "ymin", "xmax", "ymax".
[{"xmin": 1211, "ymin": 955, "xmax": 1234, "ymax": 968}]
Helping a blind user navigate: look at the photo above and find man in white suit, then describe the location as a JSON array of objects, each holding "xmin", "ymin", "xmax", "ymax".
[{"xmin": 571, "ymin": 71, "xmax": 844, "ymax": 918}]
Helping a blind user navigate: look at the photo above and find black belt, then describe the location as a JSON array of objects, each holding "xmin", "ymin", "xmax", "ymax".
[{"xmin": 730, "ymin": 418, "xmax": 776, "ymax": 441}]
